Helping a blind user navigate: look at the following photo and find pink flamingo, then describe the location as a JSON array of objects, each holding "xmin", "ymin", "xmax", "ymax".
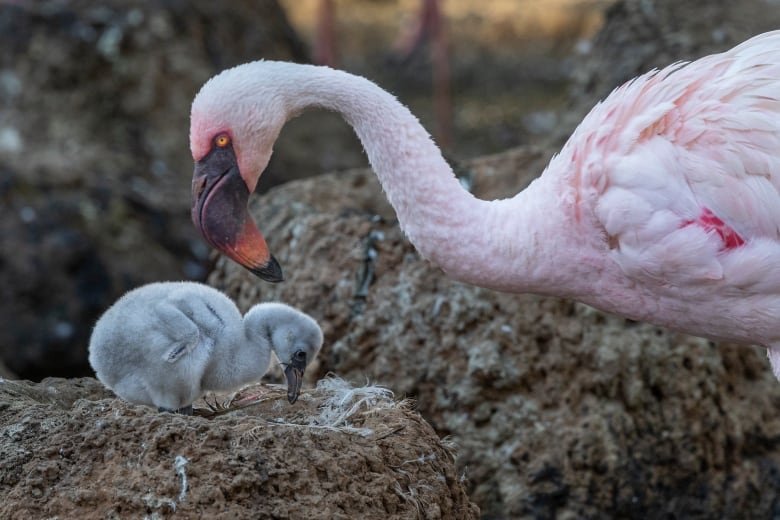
[{"xmin": 190, "ymin": 31, "xmax": 780, "ymax": 379}]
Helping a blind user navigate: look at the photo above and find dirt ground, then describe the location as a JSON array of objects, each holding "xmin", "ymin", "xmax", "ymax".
[{"xmin": 0, "ymin": 377, "xmax": 478, "ymax": 518}]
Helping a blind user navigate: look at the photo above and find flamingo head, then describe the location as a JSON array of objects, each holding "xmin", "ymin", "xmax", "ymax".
[{"xmin": 189, "ymin": 64, "xmax": 288, "ymax": 282}]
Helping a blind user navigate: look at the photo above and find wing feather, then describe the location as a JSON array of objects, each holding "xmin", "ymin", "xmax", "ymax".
[{"xmin": 577, "ymin": 31, "xmax": 780, "ymax": 287}]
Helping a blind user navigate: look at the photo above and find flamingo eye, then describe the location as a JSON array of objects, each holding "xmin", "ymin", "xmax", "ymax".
[{"xmin": 214, "ymin": 134, "xmax": 231, "ymax": 148}]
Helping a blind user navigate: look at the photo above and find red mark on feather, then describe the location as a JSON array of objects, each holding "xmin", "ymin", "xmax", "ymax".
[{"xmin": 681, "ymin": 207, "xmax": 745, "ymax": 250}]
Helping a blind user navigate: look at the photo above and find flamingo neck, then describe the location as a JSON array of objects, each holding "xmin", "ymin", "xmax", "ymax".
[{"xmin": 277, "ymin": 64, "xmax": 580, "ymax": 293}]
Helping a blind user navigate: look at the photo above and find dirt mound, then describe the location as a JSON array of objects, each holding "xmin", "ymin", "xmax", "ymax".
[{"xmin": 0, "ymin": 376, "xmax": 477, "ymax": 519}]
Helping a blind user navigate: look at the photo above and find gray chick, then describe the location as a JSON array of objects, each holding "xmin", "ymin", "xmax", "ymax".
[{"xmin": 88, "ymin": 281, "xmax": 323, "ymax": 414}]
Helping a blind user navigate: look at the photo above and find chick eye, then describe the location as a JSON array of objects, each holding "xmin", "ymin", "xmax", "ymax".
[{"xmin": 214, "ymin": 134, "xmax": 231, "ymax": 148}]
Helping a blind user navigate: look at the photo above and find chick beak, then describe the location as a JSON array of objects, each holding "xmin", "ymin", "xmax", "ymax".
[
  {"xmin": 284, "ymin": 351, "xmax": 307, "ymax": 404},
  {"xmin": 191, "ymin": 146, "xmax": 284, "ymax": 283}
]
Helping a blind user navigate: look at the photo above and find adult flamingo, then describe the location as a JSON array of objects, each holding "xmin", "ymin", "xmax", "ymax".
[{"xmin": 190, "ymin": 31, "xmax": 780, "ymax": 379}]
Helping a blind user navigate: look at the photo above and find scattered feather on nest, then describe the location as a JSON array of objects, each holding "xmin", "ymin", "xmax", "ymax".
[
  {"xmin": 307, "ymin": 375, "xmax": 395, "ymax": 436},
  {"xmin": 213, "ymin": 375, "xmax": 400, "ymax": 444}
]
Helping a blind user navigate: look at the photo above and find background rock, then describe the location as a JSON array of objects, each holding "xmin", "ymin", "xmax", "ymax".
[
  {"xmin": 0, "ymin": 359, "xmax": 16, "ymax": 380},
  {"xmin": 0, "ymin": 377, "xmax": 478, "ymax": 519}
]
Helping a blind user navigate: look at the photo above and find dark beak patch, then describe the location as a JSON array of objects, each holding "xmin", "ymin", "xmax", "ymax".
[
  {"xmin": 191, "ymin": 145, "xmax": 283, "ymax": 283},
  {"xmin": 283, "ymin": 350, "xmax": 307, "ymax": 404}
]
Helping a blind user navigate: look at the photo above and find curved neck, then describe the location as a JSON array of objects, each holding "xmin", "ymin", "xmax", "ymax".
[{"xmin": 275, "ymin": 64, "xmax": 579, "ymax": 293}]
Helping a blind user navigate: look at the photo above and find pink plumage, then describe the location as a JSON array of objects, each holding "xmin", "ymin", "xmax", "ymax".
[{"xmin": 189, "ymin": 31, "xmax": 780, "ymax": 380}]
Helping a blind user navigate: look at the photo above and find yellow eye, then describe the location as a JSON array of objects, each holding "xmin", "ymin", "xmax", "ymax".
[{"xmin": 215, "ymin": 134, "xmax": 231, "ymax": 148}]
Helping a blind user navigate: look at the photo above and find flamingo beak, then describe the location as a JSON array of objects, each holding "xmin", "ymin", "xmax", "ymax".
[
  {"xmin": 283, "ymin": 350, "xmax": 307, "ymax": 404},
  {"xmin": 191, "ymin": 146, "xmax": 283, "ymax": 282}
]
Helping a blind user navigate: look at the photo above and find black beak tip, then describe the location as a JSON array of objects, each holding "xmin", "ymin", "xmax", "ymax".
[
  {"xmin": 251, "ymin": 255, "xmax": 284, "ymax": 283},
  {"xmin": 284, "ymin": 351, "xmax": 306, "ymax": 405}
]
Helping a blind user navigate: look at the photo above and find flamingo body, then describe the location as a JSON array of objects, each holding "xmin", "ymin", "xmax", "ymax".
[
  {"xmin": 189, "ymin": 31, "xmax": 780, "ymax": 379},
  {"xmin": 562, "ymin": 33, "xmax": 780, "ymax": 348}
]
